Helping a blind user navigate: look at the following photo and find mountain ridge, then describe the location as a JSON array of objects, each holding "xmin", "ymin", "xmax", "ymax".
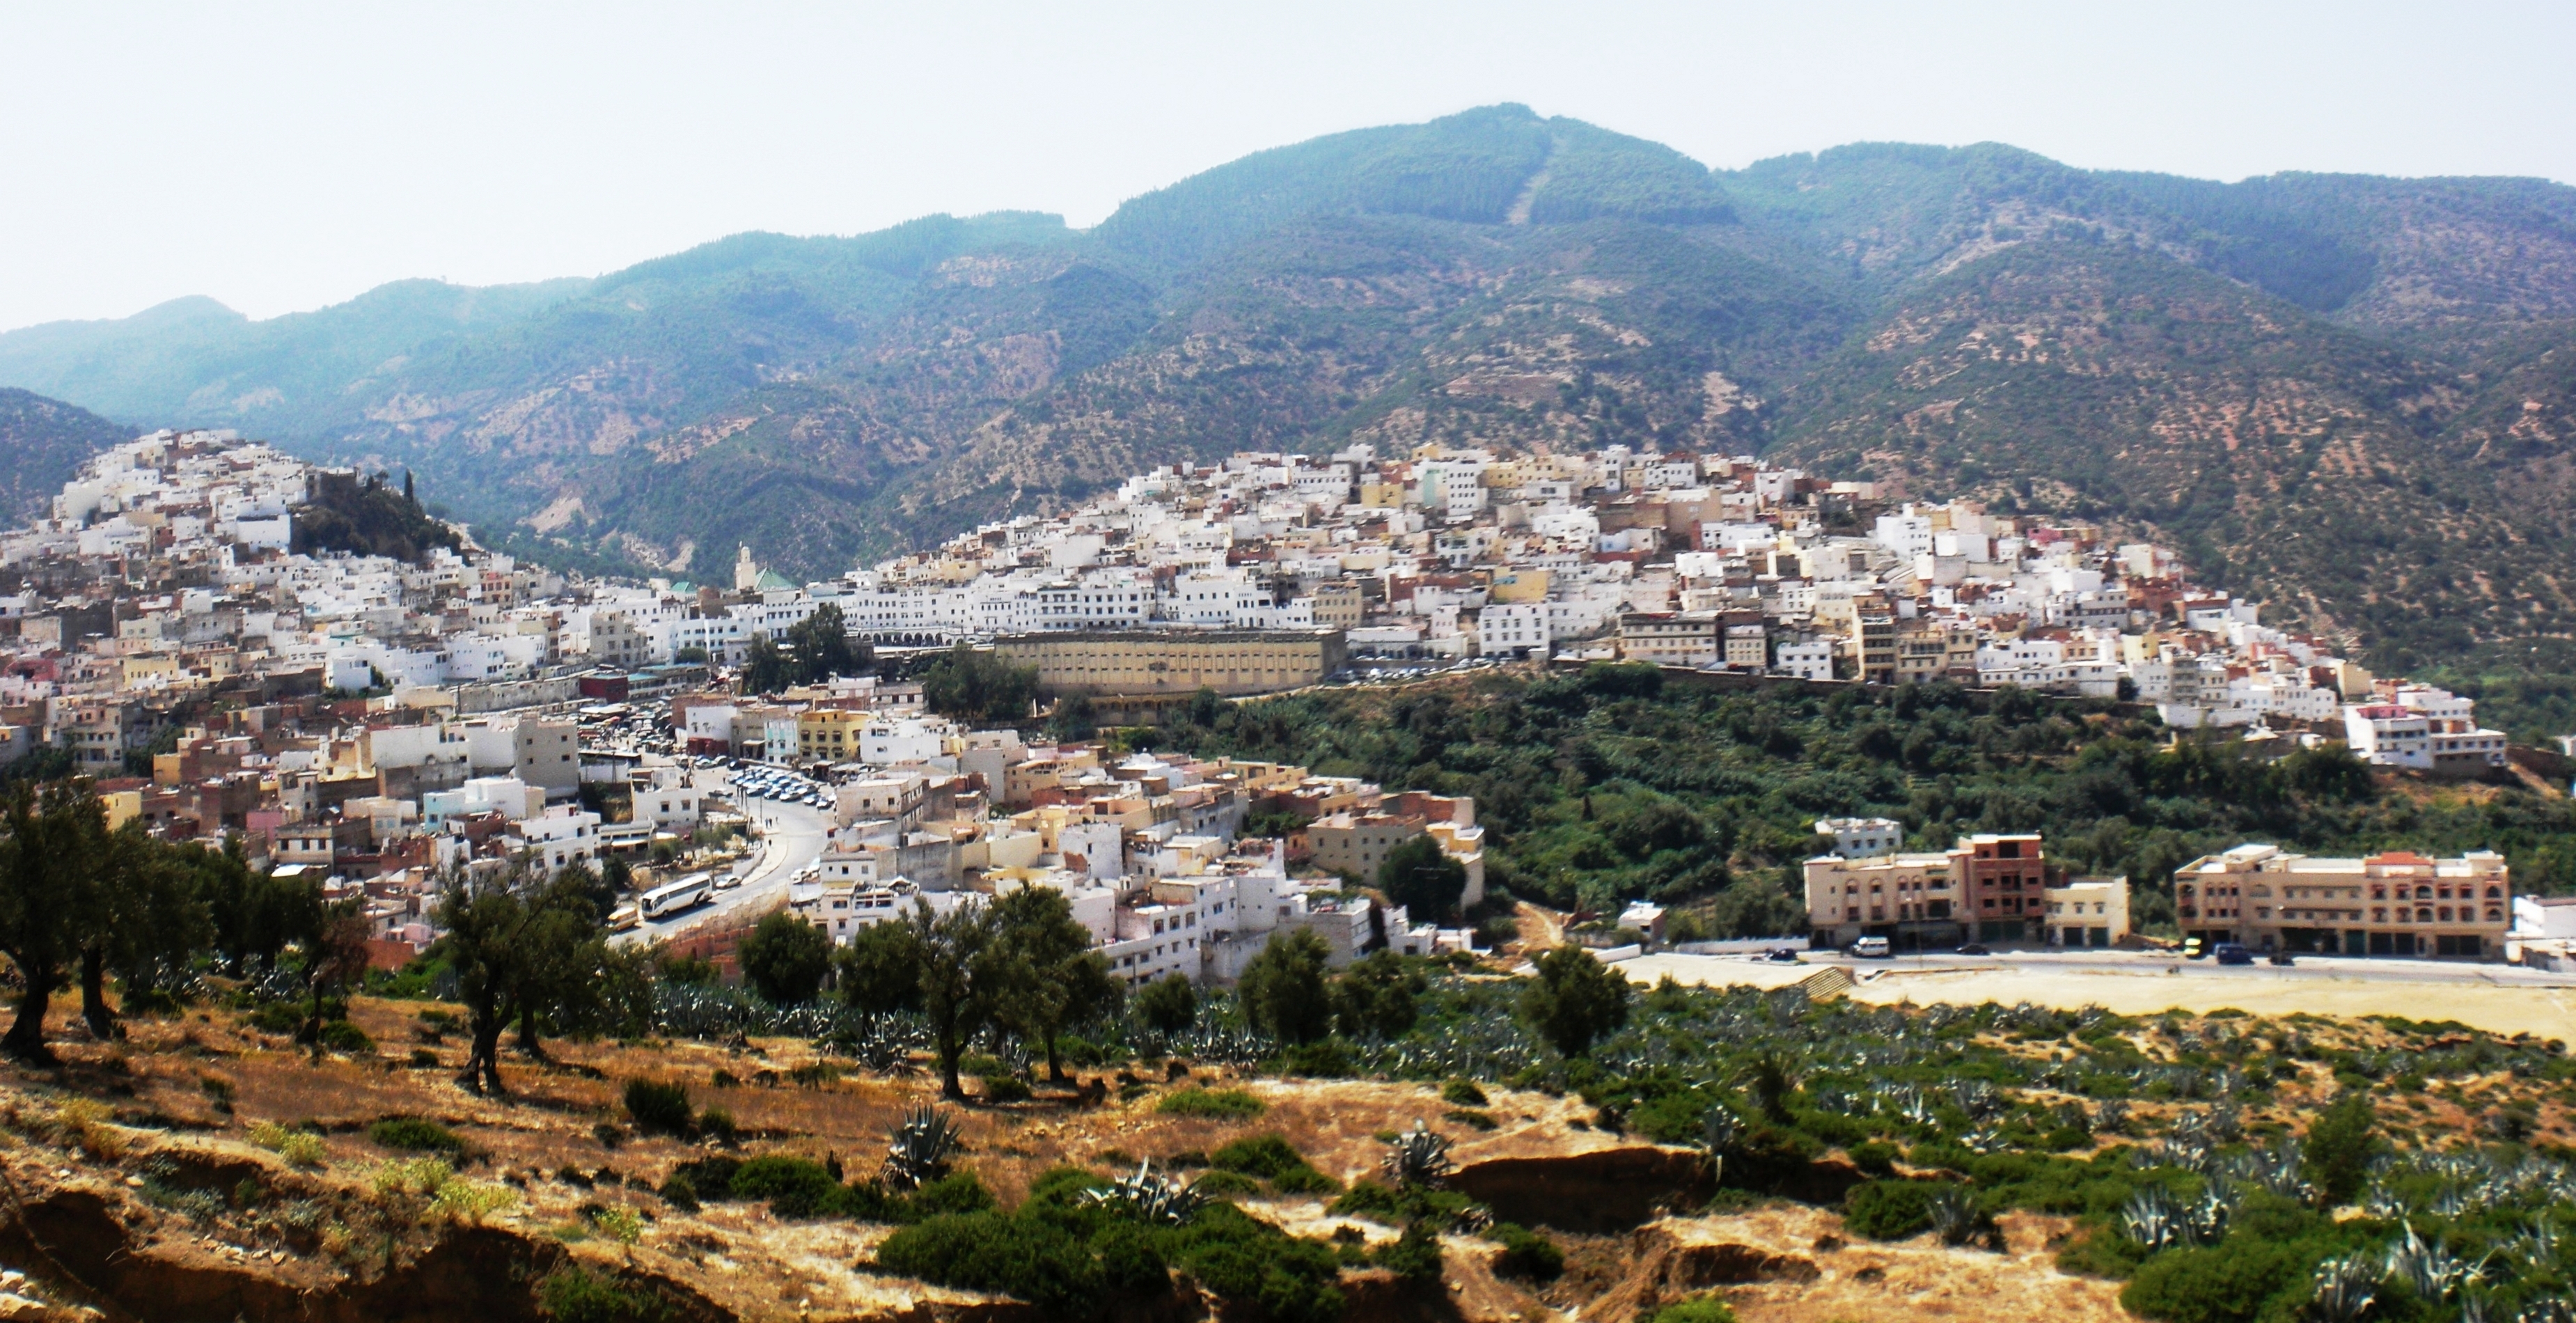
[{"xmin": 4, "ymin": 104, "xmax": 2575, "ymax": 681}]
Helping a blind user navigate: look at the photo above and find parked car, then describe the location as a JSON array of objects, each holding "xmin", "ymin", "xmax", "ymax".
[
  {"xmin": 1766, "ymin": 947, "xmax": 1802, "ymax": 963},
  {"xmin": 2183, "ymin": 937, "xmax": 2207, "ymax": 960},
  {"xmin": 2268, "ymin": 952, "xmax": 2296, "ymax": 966},
  {"xmin": 2215, "ymin": 943, "xmax": 2254, "ymax": 965},
  {"xmin": 1958, "ymin": 943, "xmax": 1990, "ymax": 956},
  {"xmin": 1851, "ymin": 936, "xmax": 1892, "ymax": 960}
]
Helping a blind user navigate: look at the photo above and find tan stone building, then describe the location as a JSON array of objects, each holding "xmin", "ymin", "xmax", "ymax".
[
  {"xmin": 2174, "ymin": 844, "xmax": 2511, "ymax": 958},
  {"xmin": 994, "ymin": 630, "xmax": 1346, "ymax": 697}
]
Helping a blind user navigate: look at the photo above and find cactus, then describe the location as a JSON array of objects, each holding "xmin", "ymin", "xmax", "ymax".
[
  {"xmin": 2305, "ymin": 1253, "xmax": 2377, "ymax": 1322},
  {"xmin": 882, "ymin": 1105, "xmax": 964, "ymax": 1191},
  {"xmin": 1081, "ymin": 1160, "xmax": 1207, "ymax": 1225},
  {"xmin": 1382, "ymin": 1120, "xmax": 1452, "ymax": 1187}
]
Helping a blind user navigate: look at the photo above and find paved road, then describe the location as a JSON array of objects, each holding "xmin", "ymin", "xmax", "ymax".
[
  {"xmin": 614, "ymin": 796, "xmax": 830, "ymax": 947},
  {"xmin": 1776, "ymin": 947, "xmax": 2576, "ymax": 989}
]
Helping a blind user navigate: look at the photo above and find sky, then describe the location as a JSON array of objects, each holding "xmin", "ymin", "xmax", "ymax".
[{"xmin": 3, "ymin": 1, "xmax": 2573, "ymax": 332}]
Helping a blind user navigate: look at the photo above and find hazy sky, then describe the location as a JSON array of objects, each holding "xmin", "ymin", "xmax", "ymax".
[{"xmin": 4, "ymin": 1, "xmax": 2572, "ymax": 332}]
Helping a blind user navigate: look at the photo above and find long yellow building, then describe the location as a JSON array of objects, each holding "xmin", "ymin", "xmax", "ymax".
[{"xmin": 994, "ymin": 630, "xmax": 1347, "ymax": 696}]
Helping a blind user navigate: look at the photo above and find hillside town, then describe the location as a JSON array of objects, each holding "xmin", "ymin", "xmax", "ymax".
[{"xmin": 0, "ymin": 426, "xmax": 2538, "ymax": 986}]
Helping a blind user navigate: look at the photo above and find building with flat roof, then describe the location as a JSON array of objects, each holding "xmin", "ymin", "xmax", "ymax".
[
  {"xmin": 2174, "ymin": 844, "xmax": 2510, "ymax": 957},
  {"xmin": 994, "ymin": 629, "xmax": 1346, "ymax": 697}
]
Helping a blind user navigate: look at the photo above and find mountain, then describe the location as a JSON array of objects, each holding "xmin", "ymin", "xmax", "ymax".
[
  {"xmin": 0, "ymin": 389, "xmax": 136, "ymax": 522},
  {"xmin": 5, "ymin": 104, "xmax": 2576, "ymax": 687}
]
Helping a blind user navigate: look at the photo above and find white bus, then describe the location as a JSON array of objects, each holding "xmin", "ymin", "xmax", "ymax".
[{"xmin": 640, "ymin": 872, "xmax": 714, "ymax": 921}]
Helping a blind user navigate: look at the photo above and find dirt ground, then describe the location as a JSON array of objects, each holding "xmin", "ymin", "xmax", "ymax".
[
  {"xmin": 1617, "ymin": 953, "xmax": 2576, "ymax": 1042},
  {"xmin": 0, "ymin": 992, "xmax": 2164, "ymax": 1322}
]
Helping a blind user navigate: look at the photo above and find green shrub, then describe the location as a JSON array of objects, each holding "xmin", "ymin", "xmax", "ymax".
[
  {"xmin": 668, "ymin": 1154, "xmax": 741, "ymax": 1200},
  {"xmin": 320, "ymin": 1020, "xmax": 375, "ymax": 1053},
  {"xmin": 622, "ymin": 1079, "xmax": 693, "ymax": 1135},
  {"xmin": 1847, "ymin": 1141, "xmax": 1899, "ymax": 1175},
  {"xmin": 535, "ymin": 1266, "xmax": 670, "ymax": 1323},
  {"xmin": 696, "ymin": 1107, "xmax": 738, "ymax": 1143},
  {"xmin": 1440, "ymin": 1079, "xmax": 1489, "ymax": 1107},
  {"xmin": 1156, "ymin": 1088, "xmax": 1265, "ymax": 1120},
  {"xmin": 1841, "ymin": 1180, "xmax": 1951, "ymax": 1240},
  {"xmin": 980, "ymin": 1074, "xmax": 1033, "ymax": 1104},
  {"xmin": 368, "ymin": 1118, "xmax": 463, "ymax": 1154},
  {"xmin": 730, "ymin": 1155, "xmax": 841, "ymax": 1216},
  {"xmin": 2116, "ymin": 1239, "xmax": 2305, "ymax": 1323},
  {"xmin": 658, "ymin": 1173, "xmax": 700, "ymax": 1212},
  {"xmin": 1210, "ymin": 1134, "xmax": 1309, "ymax": 1180},
  {"xmin": 1372, "ymin": 1221, "xmax": 1443, "ymax": 1281},
  {"xmin": 1267, "ymin": 1165, "xmax": 1341, "ymax": 1196},
  {"xmin": 1483, "ymin": 1221, "xmax": 1563, "ymax": 1281},
  {"xmin": 1187, "ymin": 1170, "xmax": 1264, "ymax": 1197},
  {"xmin": 874, "ymin": 1212, "xmax": 1108, "ymax": 1317},
  {"xmin": 905, "ymin": 1171, "xmax": 996, "ymax": 1220}
]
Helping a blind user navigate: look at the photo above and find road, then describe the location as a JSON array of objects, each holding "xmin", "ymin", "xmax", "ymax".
[{"xmin": 614, "ymin": 796, "xmax": 831, "ymax": 947}]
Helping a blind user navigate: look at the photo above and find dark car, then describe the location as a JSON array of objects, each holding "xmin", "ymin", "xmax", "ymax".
[
  {"xmin": 1766, "ymin": 947, "xmax": 1801, "ymax": 963},
  {"xmin": 1958, "ymin": 943, "xmax": 1990, "ymax": 956},
  {"xmin": 2214, "ymin": 943, "xmax": 2254, "ymax": 966},
  {"xmin": 2268, "ymin": 952, "xmax": 2297, "ymax": 966}
]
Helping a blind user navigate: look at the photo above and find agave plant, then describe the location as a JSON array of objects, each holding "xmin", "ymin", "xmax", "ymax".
[
  {"xmin": 2123, "ymin": 1187, "xmax": 2186, "ymax": 1252},
  {"xmin": 1382, "ymin": 1120, "xmax": 1453, "ymax": 1187},
  {"xmin": 1928, "ymin": 1187, "xmax": 1990, "ymax": 1248},
  {"xmin": 1699, "ymin": 1104, "xmax": 1739, "ymax": 1180},
  {"xmin": 1081, "ymin": 1161, "xmax": 1207, "ymax": 1225},
  {"xmin": 2236, "ymin": 1140, "xmax": 2310, "ymax": 1202},
  {"xmin": 2306, "ymin": 1253, "xmax": 2377, "ymax": 1322},
  {"xmin": 2517, "ymin": 1298, "xmax": 2576, "ymax": 1323},
  {"xmin": 2382, "ymin": 1221, "xmax": 2486, "ymax": 1304},
  {"xmin": 2183, "ymin": 1187, "xmax": 2236, "ymax": 1246},
  {"xmin": 882, "ymin": 1105, "xmax": 964, "ymax": 1191}
]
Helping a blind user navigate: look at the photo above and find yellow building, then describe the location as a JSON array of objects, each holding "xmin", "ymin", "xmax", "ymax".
[
  {"xmin": 796, "ymin": 708, "xmax": 867, "ymax": 762},
  {"xmin": 1489, "ymin": 569, "xmax": 1550, "ymax": 604},
  {"xmin": 994, "ymin": 630, "xmax": 1347, "ymax": 697}
]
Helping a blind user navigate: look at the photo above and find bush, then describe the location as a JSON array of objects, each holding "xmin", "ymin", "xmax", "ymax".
[
  {"xmin": 1372, "ymin": 1221, "xmax": 1443, "ymax": 1282},
  {"xmin": 738, "ymin": 910, "xmax": 833, "ymax": 1005},
  {"xmin": 980, "ymin": 1073, "xmax": 1033, "ymax": 1104},
  {"xmin": 319, "ymin": 1020, "xmax": 375, "ymax": 1054},
  {"xmin": 1188, "ymin": 1170, "xmax": 1264, "ymax": 1197},
  {"xmin": 1210, "ymin": 1134, "xmax": 1310, "ymax": 1180},
  {"xmin": 622, "ymin": 1079, "xmax": 693, "ymax": 1135},
  {"xmin": 368, "ymin": 1118, "xmax": 463, "ymax": 1154},
  {"xmin": 1440, "ymin": 1079, "xmax": 1489, "ymax": 1107},
  {"xmin": 1136, "ymin": 974, "xmax": 1198, "ymax": 1035},
  {"xmin": 1841, "ymin": 1180, "xmax": 1952, "ymax": 1240},
  {"xmin": 2116, "ymin": 1239, "xmax": 2305, "ymax": 1323},
  {"xmin": 1267, "ymin": 1165, "xmax": 1342, "ymax": 1196},
  {"xmin": 874, "ymin": 1211, "xmax": 1118, "ymax": 1317},
  {"xmin": 1484, "ymin": 1222, "xmax": 1564, "ymax": 1281},
  {"xmin": 697, "ymin": 1107, "xmax": 738, "ymax": 1143},
  {"xmin": 1847, "ymin": 1141, "xmax": 1899, "ymax": 1175},
  {"xmin": 536, "ymin": 1266, "xmax": 672, "ymax": 1323},
  {"xmin": 1156, "ymin": 1088, "xmax": 1265, "ymax": 1120}
]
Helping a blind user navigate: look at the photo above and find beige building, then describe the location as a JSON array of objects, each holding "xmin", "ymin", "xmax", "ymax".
[
  {"xmin": 1805, "ymin": 852, "xmax": 1960, "ymax": 948},
  {"xmin": 1617, "ymin": 611, "xmax": 1721, "ymax": 666},
  {"xmin": 2174, "ymin": 844, "xmax": 2510, "ymax": 958},
  {"xmin": 2043, "ymin": 877, "xmax": 2131, "ymax": 948},
  {"xmin": 995, "ymin": 630, "xmax": 1346, "ymax": 696}
]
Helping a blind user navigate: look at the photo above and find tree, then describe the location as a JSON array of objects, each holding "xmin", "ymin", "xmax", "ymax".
[
  {"xmin": 907, "ymin": 898, "xmax": 1002, "ymax": 1099},
  {"xmin": 1239, "ymin": 930, "xmax": 1334, "ymax": 1045},
  {"xmin": 432, "ymin": 863, "xmax": 608, "ymax": 1094},
  {"xmin": 1377, "ymin": 835, "xmax": 1467, "ymax": 925},
  {"xmin": 1136, "ymin": 973, "xmax": 1198, "ymax": 1035},
  {"xmin": 1046, "ymin": 694, "xmax": 1097, "ymax": 742},
  {"xmin": 296, "ymin": 900, "xmax": 374, "ymax": 1062},
  {"xmin": 1518, "ymin": 944, "xmax": 1631, "ymax": 1058},
  {"xmin": 2300, "ymin": 1091, "xmax": 2378, "ymax": 1207},
  {"xmin": 786, "ymin": 602, "xmax": 869, "ymax": 681},
  {"xmin": 920, "ymin": 645, "xmax": 1040, "ymax": 726},
  {"xmin": 198, "ymin": 843, "xmax": 317, "ymax": 977},
  {"xmin": 987, "ymin": 884, "xmax": 1122, "ymax": 1081},
  {"xmin": 836, "ymin": 919, "xmax": 924, "ymax": 1014},
  {"xmin": 1332, "ymin": 950, "xmax": 1423, "ymax": 1040},
  {"xmin": 739, "ymin": 634, "xmax": 794, "ymax": 696},
  {"xmin": 0, "ymin": 784, "xmax": 111, "ymax": 1062},
  {"xmin": 739, "ymin": 909, "xmax": 833, "ymax": 1005},
  {"xmin": 84, "ymin": 822, "xmax": 210, "ymax": 1037}
]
